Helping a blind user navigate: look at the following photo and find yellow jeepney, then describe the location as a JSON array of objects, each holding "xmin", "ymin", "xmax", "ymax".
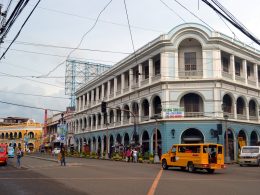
[{"xmin": 161, "ymin": 143, "xmax": 225, "ymax": 173}]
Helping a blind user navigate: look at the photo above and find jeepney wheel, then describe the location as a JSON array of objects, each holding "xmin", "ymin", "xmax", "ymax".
[
  {"xmin": 207, "ymin": 169, "xmax": 215, "ymax": 174},
  {"xmin": 162, "ymin": 159, "xmax": 168, "ymax": 170},
  {"xmin": 258, "ymin": 160, "xmax": 260, "ymax": 167},
  {"xmin": 187, "ymin": 162, "xmax": 195, "ymax": 173}
]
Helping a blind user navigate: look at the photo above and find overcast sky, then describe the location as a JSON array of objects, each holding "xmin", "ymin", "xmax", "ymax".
[{"xmin": 0, "ymin": 0, "xmax": 259, "ymax": 123}]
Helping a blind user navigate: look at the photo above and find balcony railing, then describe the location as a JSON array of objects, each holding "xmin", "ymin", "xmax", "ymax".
[
  {"xmin": 131, "ymin": 83, "xmax": 139, "ymax": 89},
  {"xmin": 179, "ymin": 70, "xmax": 203, "ymax": 79},
  {"xmin": 141, "ymin": 78, "xmax": 149, "ymax": 86},
  {"xmin": 249, "ymin": 115, "xmax": 258, "ymax": 121},
  {"xmin": 237, "ymin": 114, "xmax": 247, "ymax": 120},
  {"xmin": 184, "ymin": 112, "xmax": 204, "ymax": 118},
  {"xmin": 123, "ymin": 87, "xmax": 129, "ymax": 93},
  {"xmin": 151, "ymin": 74, "xmax": 161, "ymax": 82},
  {"xmin": 235, "ymin": 75, "xmax": 245, "ymax": 83},
  {"xmin": 248, "ymin": 79, "xmax": 256, "ymax": 86},
  {"xmin": 116, "ymin": 90, "xmax": 121, "ymax": 96},
  {"xmin": 141, "ymin": 115, "xmax": 149, "ymax": 122},
  {"xmin": 222, "ymin": 71, "xmax": 232, "ymax": 79}
]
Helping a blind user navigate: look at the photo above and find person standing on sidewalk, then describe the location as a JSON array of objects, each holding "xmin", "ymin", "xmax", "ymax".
[
  {"xmin": 60, "ymin": 147, "xmax": 66, "ymax": 166},
  {"xmin": 132, "ymin": 148, "xmax": 138, "ymax": 163},
  {"xmin": 16, "ymin": 147, "xmax": 22, "ymax": 168}
]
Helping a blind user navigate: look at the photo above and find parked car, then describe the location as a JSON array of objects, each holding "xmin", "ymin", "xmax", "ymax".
[
  {"xmin": 7, "ymin": 147, "xmax": 15, "ymax": 158},
  {"xmin": 0, "ymin": 144, "xmax": 8, "ymax": 165},
  {"xmin": 239, "ymin": 146, "xmax": 260, "ymax": 166},
  {"xmin": 53, "ymin": 148, "xmax": 61, "ymax": 155}
]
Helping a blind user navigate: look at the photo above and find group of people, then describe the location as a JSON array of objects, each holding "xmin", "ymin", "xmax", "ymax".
[{"xmin": 125, "ymin": 148, "xmax": 138, "ymax": 163}]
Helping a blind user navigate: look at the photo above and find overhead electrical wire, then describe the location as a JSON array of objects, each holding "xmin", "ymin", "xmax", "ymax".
[
  {"xmin": 173, "ymin": 0, "xmax": 215, "ymax": 31},
  {"xmin": 123, "ymin": 0, "xmax": 137, "ymax": 65},
  {"xmin": 0, "ymin": 99, "xmax": 64, "ymax": 112},
  {"xmin": 201, "ymin": 0, "xmax": 260, "ymax": 45},
  {"xmin": 0, "ymin": 90, "xmax": 69, "ymax": 99},
  {"xmin": 40, "ymin": 0, "xmax": 113, "ymax": 78},
  {"xmin": 8, "ymin": 40, "xmax": 131, "ymax": 54},
  {"xmin": 0, "ymin": 0, "xmax": 41, "ymax": 60},
  {"xmin": 0, "ymin": 71, "xmax": 64, "ymax": 88},
  {"xmin": 35, "ymin": 4, "xmax": 162, "ymax": 33},
  {"xmin": 159, "ymin": 0, "xmax": 186, "ymax": 23}
]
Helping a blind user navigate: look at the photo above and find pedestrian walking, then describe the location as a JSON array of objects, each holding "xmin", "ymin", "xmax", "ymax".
[
  {"xmin": 126, "ymin": 148, "xmax": 131, "ymax": 162},
  {"xmin": 16, "ymin": 147, "xmax": 22, "ymax": 168},
  {"xmin": 60, "ymin": 147, "xmax": 66, "ymax": 166},
  {"xmin": 132, "ymin": 148, "xmax": 138, "ymax": 163}
]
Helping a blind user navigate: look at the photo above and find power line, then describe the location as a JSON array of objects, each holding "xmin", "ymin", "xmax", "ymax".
[
  {"xmin": 7, "ymin": 40, "xmax": 131, "ymax": 54},
  {"xmin": 123, "ymin": 0, "xmax": 137, "ymax": 66},
  {"xmin": 173, "ymin": 0, "xmax": 215, "ymax": 31},
  {"xmin": 159, "ymin": 0, "xmax": 186, "ymax": 23},
  {"xmin": 0, "ymin": 0, "xmax": 41, "ymax": 60},
  {"xmin": 201, "ymin": 0, "xmax": 260, "ymax": 45},
  {"xmin": 40, "ymin": 0, "xmax": 113, "ymax": 78},
  {"xmin": 0, "ymin": 99, "xmax": 64, "ymax": 112},
  {"xmin": 0, "ymin": 90, "xmax": 70, "ymax": 99},
  {"xmin": 35, "ymin": 4, "xmax": 162, "ymax": 33},
  {"xmin": 0, "ymin": 47, "xmax": 118, "ymax": 63},
  {"xmin": 0, "ymin": 70, "xmax": 64, "ymax": 88}
]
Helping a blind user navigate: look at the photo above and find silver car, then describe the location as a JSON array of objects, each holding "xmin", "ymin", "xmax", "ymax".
[{"xmin": 239, "ymin": 146, "xmax": 260, "ymax": 166}]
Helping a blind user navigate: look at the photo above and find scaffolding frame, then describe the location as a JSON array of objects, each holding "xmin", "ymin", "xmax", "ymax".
[{"xmin": 65, "ymin": 59, "xmax": 111, "ymax": 107}]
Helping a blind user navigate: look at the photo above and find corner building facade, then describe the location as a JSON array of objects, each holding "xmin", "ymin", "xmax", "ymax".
[{"xmin": 69, "ymin": 23, "xmax": 260, "ymax": 162}]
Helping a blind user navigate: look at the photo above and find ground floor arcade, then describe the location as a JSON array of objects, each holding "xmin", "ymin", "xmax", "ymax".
[{"xmin": 73, "ymin": 120, "xmax": 260, "ymax": 162}]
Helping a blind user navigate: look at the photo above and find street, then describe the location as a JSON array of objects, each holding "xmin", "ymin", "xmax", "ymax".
[{"xmin": 0, "ymin": 154, "xmax": 259, "ymax": 195}]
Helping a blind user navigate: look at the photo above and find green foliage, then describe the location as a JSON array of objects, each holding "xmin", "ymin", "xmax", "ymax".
[{"xmin": 144, "ymin": 152, "xmax": 149, "ymax": 160}]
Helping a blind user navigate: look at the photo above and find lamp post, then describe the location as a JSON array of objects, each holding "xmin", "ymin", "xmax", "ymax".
[
  {"xmin": 224, "ymin": 114, "xmax": 230, "ymax": 163},
  {"xmin": 151, "ymin": 114, "xmax": 162, "ymax": 163}
]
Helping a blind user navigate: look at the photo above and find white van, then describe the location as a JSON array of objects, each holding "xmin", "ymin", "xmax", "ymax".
[{"xmin": 239, "ymin": 146, "xmax": 260, "ymax": 166}]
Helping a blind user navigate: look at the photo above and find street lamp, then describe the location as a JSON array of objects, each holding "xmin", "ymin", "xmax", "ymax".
[
  {"xmin": 224, "ymin": 114, "xmax": 230, "ymax": 163},
  {"xmin": 151, "ymin": 114, "xmax": 162, "ymax": 163}
]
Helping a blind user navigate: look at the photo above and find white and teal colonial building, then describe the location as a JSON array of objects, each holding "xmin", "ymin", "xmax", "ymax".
[{"xmin": 67, "ymin": 23, "xmax": 260, "ymax": 162}]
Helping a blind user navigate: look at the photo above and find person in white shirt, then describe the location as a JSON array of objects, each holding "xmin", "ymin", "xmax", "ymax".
[{"xmin": 132, "ymin": 148, "xmax": 138, "ymax": 163}]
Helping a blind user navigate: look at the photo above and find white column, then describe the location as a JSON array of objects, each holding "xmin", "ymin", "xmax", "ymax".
[
  {"xmin": 243, "ymin": 59, "xmax": 247, "ymax": 85},
  {"xmin": 149, "ymin": 59, "xmax": 153, "ymax": 84},
  {"xmin": 86, "ymin": 92, "xmax": 89, "ymax": 108},
  {"xmin": 91, "ymin": 90, "xmax": 94, "ymax": 106},
  {"xmin": 82, "ymin": 95, "xmax": 85, "ymax": 110},
  {"xmin": 234, "ymin": 102, "xmax": 237, "ymax": 119},
  {"xmin": 101, "ymin": 84, "xmax": 104, "ymax": 100},
  {"xmin": 107, "ymin": 80, "xmax": 111, "ymax": 100},
  {"xmin": 138, "ymin": 64, "xmax": 142, "ymax": 87},
  {"xmin": 96, "ymin": 88, "xmax": 99, "ymax": 103},
  {"xmin": 76, "ymin": 98, "xmax": 79, "ymax": 111},
  {"xmin": 96, "ymin": 114, "xmax": 98, "ymax": 130},
  {"xmin": 129, "ymin": 69, "xmax": 133, "ymax": 92},
  {"xmin": 254, "ymin": 64, "xmax": 258, "ymax": 88},
  {"xmin": 174, "ymin": 52, "xmax": 179, "ymax": 80},
  {"xmin": 114, "ymin": 77, "xmax": 117, "ymax": 97},
  {"xmin": 79, "ymin": 96, "xmax": 82, "ymax": 111},
  {"xmin": 90, "ymin": 115, "xmax": 93, "ymax": 131},
  {"xmin": 246, "ymin": 106, "xmax": 249, "ymax": 120},
  {"xmin": 121, "ymin": 73, "xmax": 125, "ymax": 93},
  {"xmin": 230, "ymin": 55, "xmax": 235, "ymax": 81}
]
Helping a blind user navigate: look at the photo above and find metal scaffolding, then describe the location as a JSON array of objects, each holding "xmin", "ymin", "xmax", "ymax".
[{"xmin": 65, "ymin": 59, "xmax": 111, "ymax": 107}]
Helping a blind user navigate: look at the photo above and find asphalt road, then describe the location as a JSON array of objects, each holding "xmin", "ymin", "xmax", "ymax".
[{"xmin": 0, "ymin": 154, "xmax": 259, "ymax": 195}]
